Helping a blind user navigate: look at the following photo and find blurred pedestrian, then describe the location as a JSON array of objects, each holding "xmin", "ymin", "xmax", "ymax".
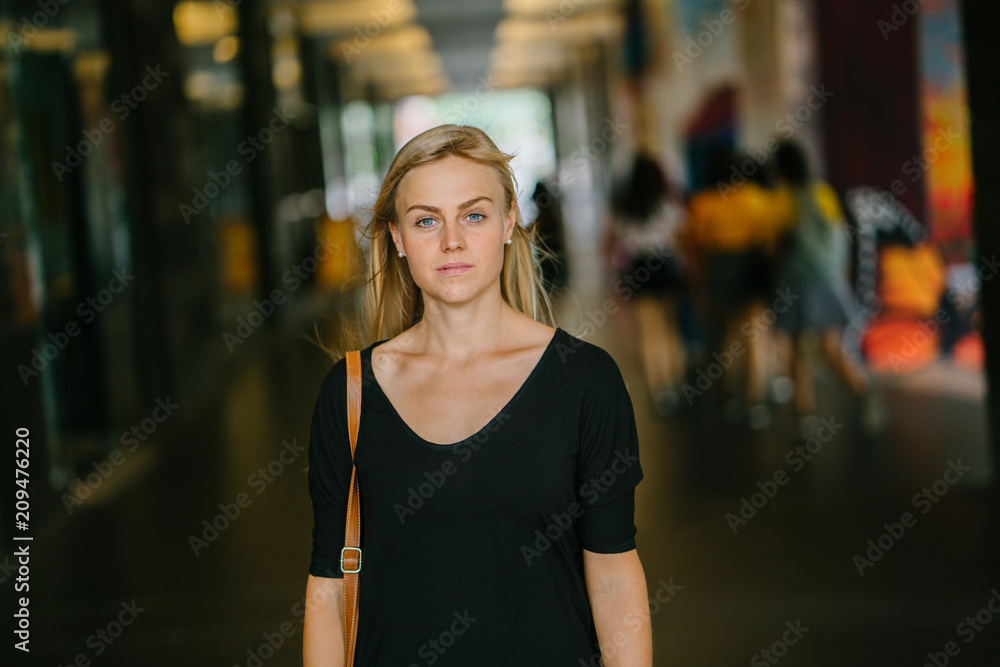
[
  {"xmin": 530, "ymin": 180, "xmax": 569, "ymax": 296},
  {"xmin": 771, "ymin": 140, "xmax": 869, "ymax": 433},
  {"xmin": 684, "ymin": 147, "xmax": 777, "ymax": 427},
  {"xmin": 611, "ymin": 153, "xmax": 688, "ymax": 417}
]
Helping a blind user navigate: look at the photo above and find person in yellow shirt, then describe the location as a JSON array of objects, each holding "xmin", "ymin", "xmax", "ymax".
[{"xmin": 684, "ymin": 149, "xmax": 781, "ymax": 427}]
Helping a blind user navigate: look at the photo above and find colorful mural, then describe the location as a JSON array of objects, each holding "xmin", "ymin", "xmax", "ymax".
[{"xmin": 919, "ymin": 0, "xmax": 974, "ymax": 263}]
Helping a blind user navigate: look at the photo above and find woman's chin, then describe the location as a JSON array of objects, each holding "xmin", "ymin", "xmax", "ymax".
[{"xmin": 420, "ymin": 283, "xmax": 495, "ymax": 309}]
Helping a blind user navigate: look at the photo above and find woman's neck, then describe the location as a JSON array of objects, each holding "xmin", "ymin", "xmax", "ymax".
[{"xmin": 408, "ymin": 294, "xmax": 519, "ymax": 362}]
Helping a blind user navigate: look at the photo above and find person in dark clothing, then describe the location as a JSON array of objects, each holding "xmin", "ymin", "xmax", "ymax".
[
  {"xmin": 771, "ymin": 140, "xmax": 869, "ymax": 433},
  {"xmin": 530, "ymin": 180, "xmax": 570, "ymax": 295},
  {"xmin": 611, "ymin": 153, "xmax": 688, "ymax": 417},
  {"xmin": 684, "ymin": 148, "xmax": 778, "ymax": 427},
  {"xmin": 304, "ymin": 125, "xmax": 651, "ymax": 666}
]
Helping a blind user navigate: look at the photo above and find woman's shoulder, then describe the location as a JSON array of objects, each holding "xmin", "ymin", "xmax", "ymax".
[
  {"xmin": 367, "ymin": 331, "xmax": 405, "ymax": 372},
  {"xmin": 314, "ymin": 355, "xmax": 348, "ymax": 406},
  {"xmin": 504, "ymin": 318, "xmax": 561, "ymax": 367},
  {"xmin": 316, "ymin": 335, "xmax": 383, "ymax": 398},
  {"xmin": 548, "ymin": 328, "xmax": 627, "ymax": 381}
]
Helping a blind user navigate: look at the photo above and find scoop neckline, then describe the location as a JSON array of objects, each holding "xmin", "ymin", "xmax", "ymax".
[{"xmin": 365, "ymin": 327, "xmax": 564, "ymax": 449}]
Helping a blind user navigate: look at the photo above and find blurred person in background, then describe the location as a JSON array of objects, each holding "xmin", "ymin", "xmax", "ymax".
[
  {"xmin": 530, "ymin": 180, "xmax": 570, "ymax": 298},
  {"xmin": 743, "ymin": 155, "xmax": 796, "ymax": 411},
  {"xmin": 304, "ymin": 125, "xmax": 651, "ymax": 666},
  {"xmin": 771, "ymin": 140, "xmax": 869, "ymax": 435},
  {"xmin": 684, "ymin": 148, "xmax": 777, "ymax": 428},
  {"xmin": 610, "ymin": 153, "xmax": 688, "ymax": 417}
]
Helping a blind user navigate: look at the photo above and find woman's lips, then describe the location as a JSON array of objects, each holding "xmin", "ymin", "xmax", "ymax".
[{"xmin": 437, "ymin": 264, "xmax": 471, "ymax": 275}]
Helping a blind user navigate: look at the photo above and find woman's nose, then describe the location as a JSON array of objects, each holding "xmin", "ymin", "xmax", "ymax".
[{"xmin": 441, "ymin": 220, "xmax": 466, "ymax": 250}]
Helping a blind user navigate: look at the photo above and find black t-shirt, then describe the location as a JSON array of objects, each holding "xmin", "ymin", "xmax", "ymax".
[{"xmin": 308, "ymin": 327, "xmax": 644, "ymax": 665}]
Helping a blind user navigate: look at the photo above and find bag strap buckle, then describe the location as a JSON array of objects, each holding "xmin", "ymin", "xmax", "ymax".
[{"xmin": 341, "ymin": 546, "xmax": 362, "ymax": 574}]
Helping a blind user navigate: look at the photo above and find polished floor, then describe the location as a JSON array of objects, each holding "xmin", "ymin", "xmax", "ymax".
[{"xmin": 15, "ymin": 276, "xmax": 1000, "ymax": 666}]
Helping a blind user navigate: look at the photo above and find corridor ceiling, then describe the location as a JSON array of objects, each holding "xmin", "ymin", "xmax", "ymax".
[{"xmin": 296, "ymin": 0, "xmax": 624, "ymax": 100}]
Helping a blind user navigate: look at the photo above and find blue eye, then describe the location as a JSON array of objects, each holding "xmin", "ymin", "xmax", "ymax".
[
  {"xmin": 467, "ymin": 213, "xmax": 485, "ymax": 222},
  {"xmin": 416, "ymin": 218, "xmax": 436, "ymax": 228}
]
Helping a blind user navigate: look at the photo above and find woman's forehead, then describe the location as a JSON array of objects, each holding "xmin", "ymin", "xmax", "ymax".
[{"xmin": 398, "ymin": 156, "xmax": 504, "ymax": 202}]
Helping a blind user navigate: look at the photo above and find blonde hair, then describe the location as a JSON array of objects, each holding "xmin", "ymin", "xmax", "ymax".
[{"xmin": 324, "ymin": 125, "xmax": 556, "ymax": 358}]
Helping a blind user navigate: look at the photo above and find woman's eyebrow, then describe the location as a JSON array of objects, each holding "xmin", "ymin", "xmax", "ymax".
[
  {"xmin": 404, "ymin": 196, "xmax": 493, "ymax": 214},
  {"xmin": 458, "ymin": 196, "xmax": 492, "ymax": 209},
  {"xmin": 405, "ymin": 204, "xmax": 441, "ymax": 213}
]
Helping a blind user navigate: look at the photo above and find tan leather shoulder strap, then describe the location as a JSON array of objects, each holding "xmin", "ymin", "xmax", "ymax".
[
  {"xmin": 346, "ymin": 351, "xmax": 361, "ymax": 457},
  {"xmin": 342, "ymin": 350, "xmax": 362, "ymax": 666}
]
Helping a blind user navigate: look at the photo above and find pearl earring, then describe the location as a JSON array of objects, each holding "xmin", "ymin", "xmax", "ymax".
[
  {"xmin": 398, "ymin": 251, "xmax": 404, "ymax": 257},
  {"xmin": 505, "ymin": 239, "xmax": 512, "ymax": 245}
]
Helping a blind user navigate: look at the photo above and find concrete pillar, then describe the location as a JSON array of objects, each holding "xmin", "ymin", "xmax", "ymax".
[{"xmin": 958, "ymin": 0, "xmax": 1000, "ymax": 485}]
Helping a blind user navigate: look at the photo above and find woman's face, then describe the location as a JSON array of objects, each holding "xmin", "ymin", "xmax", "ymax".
[{"xmin": 390, "ymin": 155, "xmax": 516, "ymax": 309}]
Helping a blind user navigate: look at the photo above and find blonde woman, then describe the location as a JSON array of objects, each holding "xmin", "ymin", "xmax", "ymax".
[{"xmin": 303, "ymin": 125, "xmax": 651, "ymax": 665}]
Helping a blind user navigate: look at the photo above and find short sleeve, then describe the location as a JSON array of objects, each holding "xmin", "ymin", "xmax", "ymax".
[
  {"xmin": 307, "ymin": 359, "xmax": 353, "ymax": 578},
  {"xmin": 575, "ymin": 348, "xmax": 644, "ymax": 553}
]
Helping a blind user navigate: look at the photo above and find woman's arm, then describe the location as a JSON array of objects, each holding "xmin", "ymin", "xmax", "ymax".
[
  {"xmin": 583, "ymin": 549, "xmax": 653, "ymax": 667},
  {"xmin": 303, "ymin": 574, "xmax": 345, "ymax": 667}
]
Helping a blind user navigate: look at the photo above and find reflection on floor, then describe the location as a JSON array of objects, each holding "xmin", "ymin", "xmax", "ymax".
[{"xmin": 19, "ymin": 286, "xmax": 999, "ymax": 667}]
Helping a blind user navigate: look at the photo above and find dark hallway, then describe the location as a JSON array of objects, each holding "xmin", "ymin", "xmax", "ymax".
[{"xmin": 3, "ymin": 0, "xmax": 999, "ymax": 665}]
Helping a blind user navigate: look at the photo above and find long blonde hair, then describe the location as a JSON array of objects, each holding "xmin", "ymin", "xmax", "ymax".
[{"xmin": 326, "ymin": 125, "xmax": 556, "ymax": 358}]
